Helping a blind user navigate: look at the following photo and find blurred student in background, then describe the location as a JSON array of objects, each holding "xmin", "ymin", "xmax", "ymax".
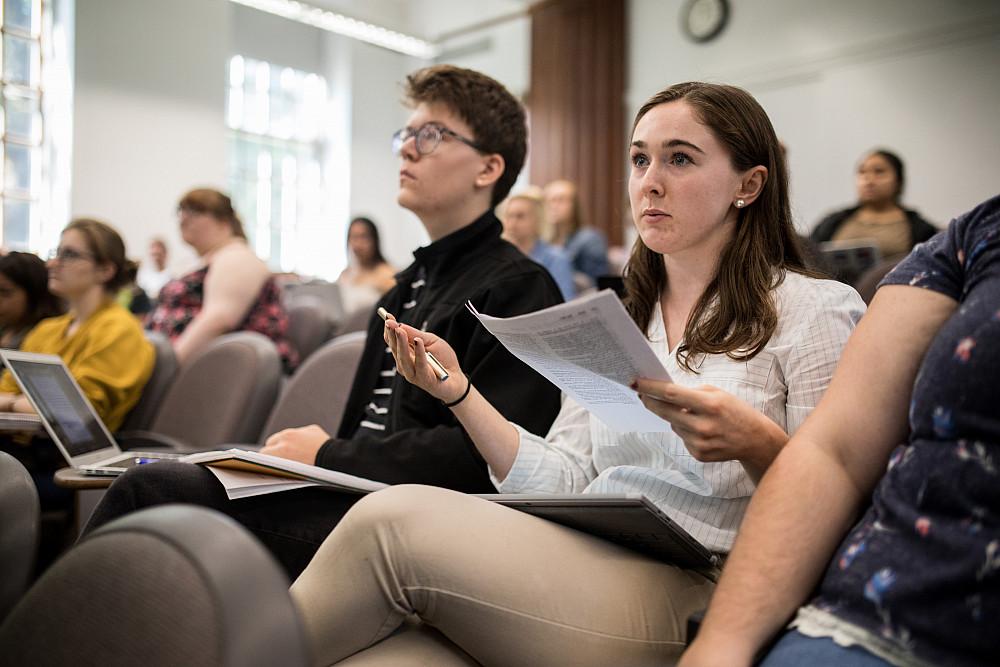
[
  {"xmin": 146, "ymin": 188, "xmax": 297, "ymax": 370},
  {"xmin": 501, "ymin": 189, "xmax": 575, "ymax": 300},
  {"xmin": 0, "ymin": 219, "xmax": 153, "ymax": 431},
  {"xmin": 544, "ymin": 178, "xmax": 610, "ymax": 283},
  {"xmin": 337, "ymin": 216, "xmax": 396, "ymax": 296},
  {"xmin": 116, "ymin": 260, "xmax": 152, "ymax": 317},
  {"xmin": 811, "ymin": 149, "xmax": 936, "ymax": 262},
  {"xmin": 136, "ymin": 237, "xmax": 171, "ymax": 300},
  {"xmin": 0, "ymin": 252, "xmax": 64, "ymax": 351}
]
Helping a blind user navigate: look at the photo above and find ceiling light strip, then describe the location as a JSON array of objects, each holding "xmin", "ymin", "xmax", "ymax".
[{"xmin": 229, "ymin": 0, "xmax": 439, "ymax": 59}]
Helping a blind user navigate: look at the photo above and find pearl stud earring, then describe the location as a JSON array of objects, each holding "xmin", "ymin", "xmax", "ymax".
[{"xmin": 735, "ymin": 199, "xmax": 746, "ymax": 208}]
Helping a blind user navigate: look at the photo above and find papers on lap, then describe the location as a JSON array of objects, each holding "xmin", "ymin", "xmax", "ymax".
[
  {"xmin": 181, "ymin": 449, "xmax": 389, "ymax": 499},
  {"xmin": 466, "ymin": 290, "xmax": 672, "ymax": 432}
]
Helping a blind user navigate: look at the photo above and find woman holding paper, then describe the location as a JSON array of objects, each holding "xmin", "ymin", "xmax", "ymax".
[{"xmin": 288, "ymin": 82, "xmax": 865, "ymax": 666}]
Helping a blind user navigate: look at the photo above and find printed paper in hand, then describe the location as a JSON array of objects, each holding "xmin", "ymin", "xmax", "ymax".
[{"xmin": 467, "ymin": 290, "xmax": 672, "ymax": 432}]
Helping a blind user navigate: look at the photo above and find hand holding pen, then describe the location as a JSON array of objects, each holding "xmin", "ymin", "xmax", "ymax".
[
  {"xmin": 378, "ymin": 307, "xmax": 449, "ymax": 380},
  {"xmin": 380, "ymin": 307, "xmax": 470, "ymax": 405}
]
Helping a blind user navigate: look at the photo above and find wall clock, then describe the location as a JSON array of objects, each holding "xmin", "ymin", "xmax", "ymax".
[{"xmin": 681, "ymin": 0, "xmax": 729, "ymax": 43}]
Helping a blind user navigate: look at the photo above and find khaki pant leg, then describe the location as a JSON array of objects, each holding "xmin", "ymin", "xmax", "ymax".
[{"xmin": 291, "ymin": 485, "xmax": 715, "ymax": 667}]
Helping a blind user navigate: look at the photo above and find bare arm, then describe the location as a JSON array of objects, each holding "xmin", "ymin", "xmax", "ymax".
[
  {"xmin": 679, "ymin": 285, "xmax": 957, "ymax": 666},
  {"xmin": 174, "ymin": 245, "xmax": 269, "ymax": 363}
]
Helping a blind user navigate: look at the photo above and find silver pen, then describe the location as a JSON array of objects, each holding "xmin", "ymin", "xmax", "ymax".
[{"xmin": 377, "ymin": 307, "xmax": 450, "ymax": 381}]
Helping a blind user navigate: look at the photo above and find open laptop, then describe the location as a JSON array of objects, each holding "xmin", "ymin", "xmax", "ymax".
[
  {"xmin": 478, "ymin": 493, "xmax": 720, "ymax": 572},
  {"xmin": 0, "ymin": 350, "xmax": 181, "ymax": 476},
  {"xmin": 819, "ymin": 239, "xmax": 881, "ymax": 284}
]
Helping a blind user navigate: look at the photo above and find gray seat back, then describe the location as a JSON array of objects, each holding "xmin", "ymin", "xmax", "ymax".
[
  {"xmin": 0, "ymin": 452, "xmax": 39, "ymax": 623},
  {"xmin": 335, "ymin": 305, "xmax": 375, "ymax": 336},
  {"xmin": 119, "ymin": 331, "xmax": 179, "ymax": 431},
  {"xmin": 150, "ymin": 332, "xmax": 282, "ymax": 451},
  {"xmin": 259, "ymin": 331, "xmax": 366, "ymax": 443},
  {"xmin": 0, "ymin": 505, "xmax": 310, "ymax": 667},
  {"xmin": 286, "ymin": 296, "xmax": 334, "ymax": 365}
]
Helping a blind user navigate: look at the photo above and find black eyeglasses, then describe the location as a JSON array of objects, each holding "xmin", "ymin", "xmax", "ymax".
[
  {"xmin": 391, "ymin": 122, "xmax": 487, "ymax": 157},
  {"xmin": 48, "ymin": 247, "xmax": 94, "ymax": 263}
]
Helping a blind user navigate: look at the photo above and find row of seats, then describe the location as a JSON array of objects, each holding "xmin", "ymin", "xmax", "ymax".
[
  {"xmin": 121, "ymin": 329, "xmax": 367, "ymax": 453},
  {"xmin": 0, "ymin": 451, "xmax": 309, "ymax": 666},
  {"xmin": 285, "ymin": 296, "xmax": 373, "ymax": 364},
  {"xmin": 0, "ymin": 328, "xmax": 374, "ymax": 661}
]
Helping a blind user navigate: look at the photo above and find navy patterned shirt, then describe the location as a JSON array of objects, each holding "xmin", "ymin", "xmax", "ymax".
[{"xmin": 810, "ymin": 194, "xmax": 1000, "ymax": 666}]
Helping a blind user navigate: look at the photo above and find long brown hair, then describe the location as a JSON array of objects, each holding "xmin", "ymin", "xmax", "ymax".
[{"xmin": 623, "ymin": 82, "xmax": 816, "ymax": 372}]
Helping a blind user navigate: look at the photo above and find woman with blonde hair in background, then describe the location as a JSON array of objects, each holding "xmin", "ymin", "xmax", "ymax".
[
  {"xmin": 544, "ymin": 178, "xmax": 610, "ymax": 283},
  {"xmin": 500, "ymin": 189, "xmax": 575, "ymax": 300}
]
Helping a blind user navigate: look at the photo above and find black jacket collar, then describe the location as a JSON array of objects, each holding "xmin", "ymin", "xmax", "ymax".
[{"xmin": 402, "ymin": 210, "xmax": 501, "ymax": 280}]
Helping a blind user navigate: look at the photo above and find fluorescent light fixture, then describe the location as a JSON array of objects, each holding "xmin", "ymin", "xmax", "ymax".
[{"xmin": 229, "ymin": 0, "xmax": 439, "ymax": 59}]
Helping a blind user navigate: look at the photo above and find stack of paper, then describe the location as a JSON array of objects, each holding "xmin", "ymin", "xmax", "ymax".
[{"xmin": 181, "ymin": 449, "xmax": 388, "ymax": 499}]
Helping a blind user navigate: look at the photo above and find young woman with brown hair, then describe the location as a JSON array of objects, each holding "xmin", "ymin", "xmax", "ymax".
[{"xmin": 285, "ymin": 82, "xmax": 867, "ymax": 665}]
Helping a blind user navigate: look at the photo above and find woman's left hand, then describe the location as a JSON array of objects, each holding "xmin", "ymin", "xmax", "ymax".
[{"xmin": 633, "ymin": 379, "xmax": 787, "ymax": 479}]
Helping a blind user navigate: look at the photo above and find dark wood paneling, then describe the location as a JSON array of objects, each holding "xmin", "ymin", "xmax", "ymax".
[{"xmin": 528, "ymin": 0, "xmax": 626, "ymax": 245}]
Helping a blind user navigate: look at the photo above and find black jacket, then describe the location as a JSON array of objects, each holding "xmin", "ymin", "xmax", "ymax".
[
  {"xmin": 315, "ymin": 210, "xmax": 564, "ymax": 492},
  {"xmin": 810, "ymin": 205, "xmax": 938, "ymax": 247}
]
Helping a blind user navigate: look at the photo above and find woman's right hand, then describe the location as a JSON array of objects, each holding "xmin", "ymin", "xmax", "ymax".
[{"xmin": 383, "ymin": 318, "xmax": 466, "ymax": 403}]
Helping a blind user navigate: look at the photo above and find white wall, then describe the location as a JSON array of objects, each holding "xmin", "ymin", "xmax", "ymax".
[
  {"xmin": 629, "ymin": 0, "xmax": 1000, "ymax": 231},
  {"xmin": 338, "ymin": 38, "xmax": 428, "ymax": 269},
  {"xmin": 72, "ymin": 0, "xmax": 430, "ymax": 276},
  {"xmin": 416, "ymin": 1, "xmax": 532, "ymax": 190},
  {"xmin": 72, "ymin": 0, "xmax": 229, "ymax": 273}
]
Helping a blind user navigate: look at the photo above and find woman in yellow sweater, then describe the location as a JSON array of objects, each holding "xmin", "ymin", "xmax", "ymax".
[{"xmin": 0, "ymin": 218, "xmax": 154, "ymax": 432}]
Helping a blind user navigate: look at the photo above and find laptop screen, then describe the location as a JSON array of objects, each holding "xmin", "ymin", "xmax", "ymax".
[{"xmin": 6, "ymin": 358, "xmax": 115, "ymax": 457}]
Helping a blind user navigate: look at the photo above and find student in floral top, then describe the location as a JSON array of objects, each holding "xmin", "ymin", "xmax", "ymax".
[
  {"xmin": 146, "ymin": 188, "xmax": 297, "ymax": 370},
  {"xmin": 682, "ymin": 194, "xmax": 1000, "ymax": 667}
]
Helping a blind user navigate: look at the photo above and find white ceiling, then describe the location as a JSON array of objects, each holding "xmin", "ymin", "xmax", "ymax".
[{"xmin": 306, "ymin": 0, "xmax": 531, "ymax": 41}]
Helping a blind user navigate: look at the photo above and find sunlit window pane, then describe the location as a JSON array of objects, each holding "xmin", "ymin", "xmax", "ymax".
[
  {"xmin": 226, "ymin": 56, "xmax": 327, "ymax": 274},
  {"xmin": 3, "ymin": 198, "xmax": 31, "ymax": 249},
  {"xmin": 4, "ymin": 143, "xmax": 36, "ymax": 192},
  {"xmin": 3, "ymin": 89, "xmax": 41, "ymax": 143},
  {"xmin": 3, "ymin": 0, "xmax": 37, "ymax": 35},
  {"xmin": 3, "ymin": 34, "xmax": 39, "ymax": 86}
]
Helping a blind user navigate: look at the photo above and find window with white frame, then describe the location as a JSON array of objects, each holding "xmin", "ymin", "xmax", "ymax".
[
  {"xmin": 226, "ymin": 55, "xmax": 327, "ymax": 273},
  {"xmin": 1, "ymin": 0, "xmax": 47, "ymax": 250}
]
